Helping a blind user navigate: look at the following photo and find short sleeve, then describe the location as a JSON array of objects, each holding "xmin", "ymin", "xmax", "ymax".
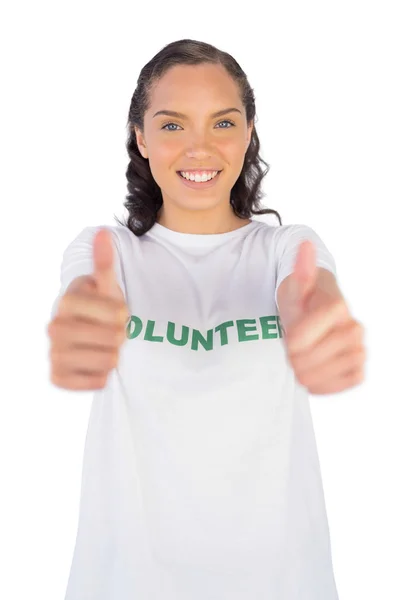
[
  {"xmin": 274, "ymin": 224, "xmax": 337, "ymax": 311},
  {"xmin": 50, "ymin": 225, "xmax": 126, "ymax": 320}
]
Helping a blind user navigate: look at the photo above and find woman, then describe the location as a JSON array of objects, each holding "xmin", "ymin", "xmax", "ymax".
[{"xmin": 50, "ymin": 39, "xmax": 340, "ymax": 600}]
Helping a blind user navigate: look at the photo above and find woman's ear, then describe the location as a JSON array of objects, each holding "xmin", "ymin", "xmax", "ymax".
[
  {"xmin": 246, "ymin": 121, "xmax": 254, "ymax": 148},
  {"xmin": 250, "ymin": 121, "xmax": 254, "ymax": 139},
  {"xmin": 135, "ymin": 127, "xmax": 148, "ymax": 159}
]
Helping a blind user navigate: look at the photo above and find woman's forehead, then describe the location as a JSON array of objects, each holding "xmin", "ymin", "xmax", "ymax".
[{"xmin": 148, "ymin": 65, "xmax": 241, "ymax": 112}]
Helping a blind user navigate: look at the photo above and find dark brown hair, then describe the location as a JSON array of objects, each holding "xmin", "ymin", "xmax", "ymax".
[{"xmin": 114, "ymin": 39, "xmax": 283, "ymax": 236}]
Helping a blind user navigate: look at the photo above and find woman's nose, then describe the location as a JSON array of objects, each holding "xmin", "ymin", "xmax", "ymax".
[{"xmin": 185, "ymin": 147, "xmax": 213, "ymax": 160}]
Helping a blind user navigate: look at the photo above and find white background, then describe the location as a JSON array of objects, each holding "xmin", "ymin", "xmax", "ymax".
[{"xmin": 1, "ymin": 1, "xmax": 399, "ymax": 598}]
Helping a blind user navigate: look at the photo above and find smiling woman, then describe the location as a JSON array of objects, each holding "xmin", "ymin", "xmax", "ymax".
[
  {"xmin": 114, "ymin": 39, "xmax": 282, "ymax": 236},
  {"xmin": 56, "ymin": 38, "xmax": 341, "ymax": 600}
]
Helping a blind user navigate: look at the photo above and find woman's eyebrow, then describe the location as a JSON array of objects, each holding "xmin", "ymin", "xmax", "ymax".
[{"xmin": 152, "ymin": 107, "xmax": 242, "ymax": 119}]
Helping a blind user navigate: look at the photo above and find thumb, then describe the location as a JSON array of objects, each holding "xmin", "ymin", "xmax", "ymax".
[
  {"xmin": 291, "ymin": 240, "xmax": 318, "ymax": 310},
  {"xmin": 283, "ymin": 241, "xmax": 318, "ymax": 334},
  {"xmin": 92, "ymin": 228, "xmax": 121, "ymax": 300}
]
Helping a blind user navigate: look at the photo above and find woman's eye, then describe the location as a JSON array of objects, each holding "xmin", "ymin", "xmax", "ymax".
[
  {"xmin": 162, "ymin": 123, "xmax": 182, "ymax": 131},
  {"xmin": 217, "ymin": 120, "xmax": 235, "ymax": 128},
  {"xmin": 161, "ymin": 120, "xmax": 235, "ymax": 131}
]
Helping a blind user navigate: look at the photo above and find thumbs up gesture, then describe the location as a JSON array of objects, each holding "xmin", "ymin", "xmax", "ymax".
[
  {"xmin": 47, "ymin": 229, "xmax": 129, "ymax": 390},
  {"xmin": 283, "ymin": 240, "xmax": 366, "ymax": 395}
]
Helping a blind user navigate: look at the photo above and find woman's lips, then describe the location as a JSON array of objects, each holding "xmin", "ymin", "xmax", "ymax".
[{"xmin": 177, "ymin": 171, "xmax": 222, "ymax": 189}]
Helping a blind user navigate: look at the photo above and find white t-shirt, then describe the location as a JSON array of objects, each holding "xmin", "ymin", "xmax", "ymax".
[{"xmin": 51, "ymin": 218, "xmax": 340, "ymax": 600}]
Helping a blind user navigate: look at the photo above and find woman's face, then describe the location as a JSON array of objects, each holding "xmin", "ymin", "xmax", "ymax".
[{"xmin": 135, "ymin": 63, "xmax": 253, "ymax": 228}]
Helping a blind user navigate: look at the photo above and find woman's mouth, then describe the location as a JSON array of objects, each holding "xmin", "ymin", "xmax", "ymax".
[{"xmin": 177, "ymin": 170, "xmax": 222, "ymax": 189}]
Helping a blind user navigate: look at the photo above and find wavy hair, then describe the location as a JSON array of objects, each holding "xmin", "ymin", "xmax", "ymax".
[{"xmin": 114, "ymin": 39, "xmax": 282, "ymax": 236}]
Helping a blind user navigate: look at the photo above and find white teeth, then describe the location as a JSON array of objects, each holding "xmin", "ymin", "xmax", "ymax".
[{"xmin": 180, "ymin": 171, "xmax": 218, "ymax": 182}]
